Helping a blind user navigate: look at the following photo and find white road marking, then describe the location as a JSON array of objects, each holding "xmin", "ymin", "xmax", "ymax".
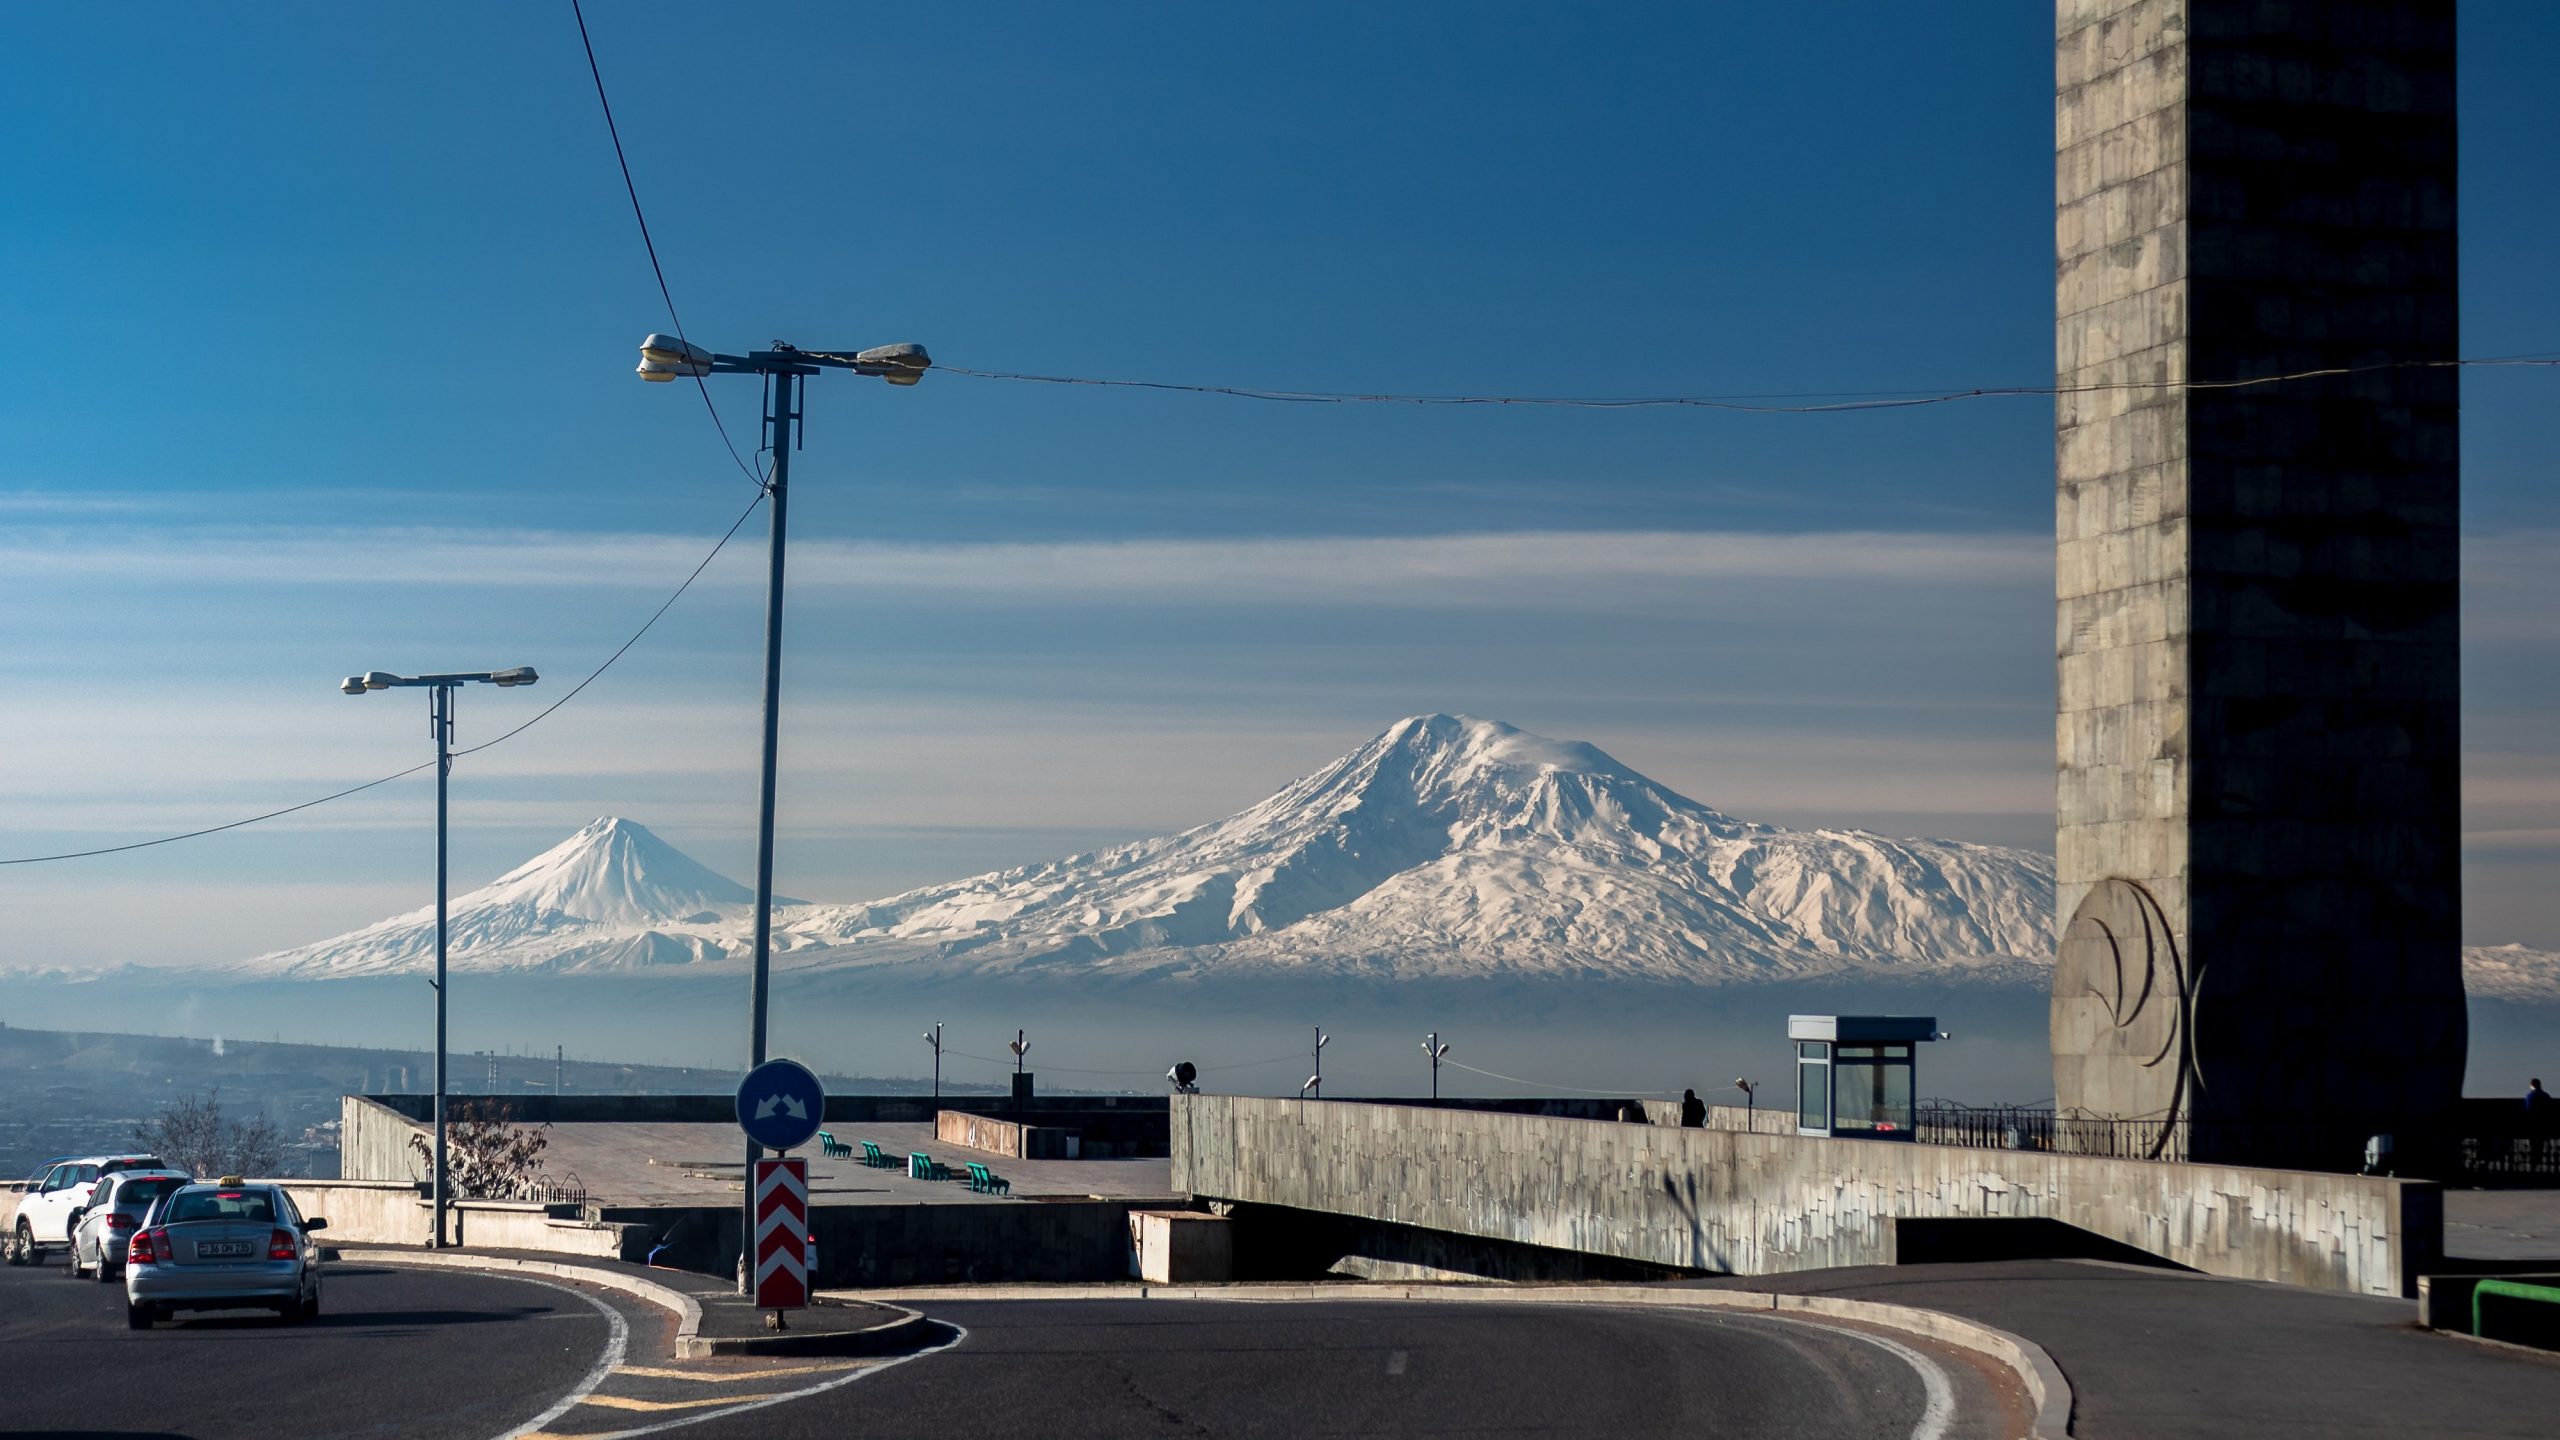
[
  {"xmin": 1386, "ymin": 1349, "xmax": 1408, "ymax": 1375},
  {"xmin": 567, "ymin": 1321, "xmax": 970, "ymax": 1440},
  {"xmin": 490, "ymin": 1278, "xmax": 631, "ymax": 1440}
]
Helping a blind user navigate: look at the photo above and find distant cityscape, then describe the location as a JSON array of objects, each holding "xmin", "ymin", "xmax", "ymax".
[{"xmin": 0, "ymin": 1020, "xmax": 993, "ymax": 1181}]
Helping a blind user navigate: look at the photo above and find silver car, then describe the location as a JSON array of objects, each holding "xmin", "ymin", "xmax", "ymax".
[
  {"xmin": 123, "ymin": 1180, "xmax": 327, "ymax": 1329},
  {"xmin": 68, "ymin": 1170, "xmax": 190, "ymax": 1282}
]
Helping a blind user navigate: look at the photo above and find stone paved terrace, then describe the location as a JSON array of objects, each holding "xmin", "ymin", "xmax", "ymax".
[
  {"xmin": 537, "ymin": 1120, "xmax": 1177, "ymax": 1208},
  {"xmin": 2444, "ymin": 1189, "xmax": 2560, "ymax": 1267}
]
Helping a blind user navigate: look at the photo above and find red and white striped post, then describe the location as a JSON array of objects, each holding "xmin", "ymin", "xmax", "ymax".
[{"xmin": 752, "ymin": 1157, "xmax": 809, "ymax": 1312}]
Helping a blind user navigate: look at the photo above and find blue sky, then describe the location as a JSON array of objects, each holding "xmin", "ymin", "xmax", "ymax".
[{"xmin": 2, "ymin": 2, "xmax": 2556, "ymax": 966}]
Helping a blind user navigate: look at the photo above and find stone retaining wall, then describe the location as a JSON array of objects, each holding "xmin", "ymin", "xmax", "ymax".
[{"xmin": 1173, "ymin": 1095, "xmax": 2438, "ymax": 1296}]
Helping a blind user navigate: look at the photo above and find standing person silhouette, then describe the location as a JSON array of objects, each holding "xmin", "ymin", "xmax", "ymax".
[{"xmin": 1680, "ymin": 1088, "xmax": 1707, "ymax": 1128}]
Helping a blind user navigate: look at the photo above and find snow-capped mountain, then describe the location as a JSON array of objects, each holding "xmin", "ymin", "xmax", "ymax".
[
  {"xmin": 771, "ymin": 714, "xmax": 2058, "ymax": 987},
  {"xmin": 235, "ymin": 817, "xmax": 795, "ymax": 978},
  {"xmin": 201, "ymin": 717, "xmax": 2560, "ymax": 1001}
]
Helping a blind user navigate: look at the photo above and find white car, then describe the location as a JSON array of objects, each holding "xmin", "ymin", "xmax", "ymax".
[
  {"xmin": 69, "ymin": 1170, "xmax": 192, "ymax": 1281},
  {"xmin": 4, "ymin": 1155, "xmax": 173, "ymax": 1266}
]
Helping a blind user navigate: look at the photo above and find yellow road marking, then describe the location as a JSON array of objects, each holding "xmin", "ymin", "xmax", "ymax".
[
  {"xmin": 612, "ymin": 1361, "xmax": 872, "ymax": 1382},
  {"xmin": 579, "ymin": 1392, "xmax": 791, "ymax": 1412}
]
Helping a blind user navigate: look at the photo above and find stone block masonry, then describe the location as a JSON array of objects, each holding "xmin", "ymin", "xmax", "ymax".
[
  {"xmin": 1175, "ymin": 1096, "xmax": 2439, "ymax": 1297},
  {"xmin": 2051, "ymin": 0, "xmax": 2463, "ymax": 1165}
]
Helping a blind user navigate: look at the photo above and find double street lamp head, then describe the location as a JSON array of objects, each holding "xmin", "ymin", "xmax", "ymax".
[
  {"xmin": 634, "ymin": 334, "xmax": 932, "ymax": 385},
  {"xmin": 339, "ymin": 667, "xmax": 540, "ymax": 696}
]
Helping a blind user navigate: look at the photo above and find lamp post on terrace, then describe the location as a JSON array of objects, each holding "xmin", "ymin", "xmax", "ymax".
[
  {"xmin": 340, "ymin": 666, "xmax": 539, "ymax": 1248},
  {"xmin": 635, "ymin": 333, "xmax": 930, "ymax": 1291}
]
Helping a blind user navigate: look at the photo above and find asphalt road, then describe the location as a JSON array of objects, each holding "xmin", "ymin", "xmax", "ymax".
[
  {"xmin": 0, "ymin": 1261, "xmax": 2017, "ymax": 1440},
  {"xmin": 633, "ymin": 1299, "xmax": 2018, "ymax": 1440},
  {"xmin": 0, "ymin": 1259, "xmax": 623, "ymax": 1440}
]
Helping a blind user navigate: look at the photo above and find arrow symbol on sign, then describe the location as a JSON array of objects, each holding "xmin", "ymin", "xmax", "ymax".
[{"xmin": 753, "ymin": 1094, "xmax": 807, "ymax": 1122}]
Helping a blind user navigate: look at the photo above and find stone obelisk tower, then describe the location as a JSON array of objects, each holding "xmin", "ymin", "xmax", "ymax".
[{"xmin": 2050, "ymin": 1, "xmax": 2464, "ymax": 1167}]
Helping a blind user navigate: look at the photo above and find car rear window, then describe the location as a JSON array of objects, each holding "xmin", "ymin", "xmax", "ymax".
[
  {"xmin": 102, "ymin": 1157, "xmax": 169, "ymax": 1174},
  {"xmin": 118, "ymin": 1178, "xmax": 183, "ymax": 1210},
  {"xmin": 167, "ymin": 1190, "xmax": 277, "ymax": 1224}
]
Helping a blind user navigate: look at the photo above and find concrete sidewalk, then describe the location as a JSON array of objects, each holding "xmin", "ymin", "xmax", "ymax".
[{"xmin": 1683, "ymin": 1259, "xmax": 2560, "ymax": 1438}]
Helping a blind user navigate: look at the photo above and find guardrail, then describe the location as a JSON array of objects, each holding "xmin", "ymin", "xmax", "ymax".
[{"xmin": 2471, "ymin": 1278, "xmax": 2560, "ymax": 1350}]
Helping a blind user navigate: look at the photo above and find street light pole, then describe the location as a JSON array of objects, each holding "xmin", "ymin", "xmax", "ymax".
[
  {"xmin": 433, "ymin": 682, "xmax": 451, "ymax": 1244},
  {"xmin": 740, "ymin": 365, "xmax": 804, "ymax": 1285},
  {"xmin": 636, "ymin": 333, "xmax": 928, "ymax": 1293},
  {"xmin": 341, "ymin": 666, "xmax": 538, "ymax": 1250}
]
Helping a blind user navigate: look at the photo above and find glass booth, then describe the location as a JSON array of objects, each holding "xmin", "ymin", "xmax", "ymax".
[{"xmin": 1790, "ymin": 1015, "xmax": 1939, "ymax": 1140}]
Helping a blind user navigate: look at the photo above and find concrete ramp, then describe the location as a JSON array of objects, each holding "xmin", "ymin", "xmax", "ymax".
[{"xmin": 1172, "ymin": 1096, "xmax": 2439, "ymax": 1296}]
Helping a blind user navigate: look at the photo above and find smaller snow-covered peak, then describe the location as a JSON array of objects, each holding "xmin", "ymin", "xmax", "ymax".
[
  {"xmin": 233, "ymin": 818, "xmax": 784, "ymax": 978},
  {"xmin": 473, "ymin": 817, "xmax": 765, "ymax": 927}
]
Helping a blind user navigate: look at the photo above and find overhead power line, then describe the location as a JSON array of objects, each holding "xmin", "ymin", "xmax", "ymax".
[
  {"xmin": 0, "ymin": 491, "xmax": 765, "ymax": 867},
  {"xmin": 570, "ymin": 0, "xmax": 764, "ymax": 490},
  {"xmin": 1440, "ymin": 1057, "xmax": 1670, "ymax": 1097},
  {"xmin": 938, "ymin": 353, "xmax": 2560, "ymax": 414}
]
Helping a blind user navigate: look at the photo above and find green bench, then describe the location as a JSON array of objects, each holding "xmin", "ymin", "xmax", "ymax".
[
  {"xmin": 818, "ymin": 1131, "xmax": 853, "ymax": 1159},
  {"xmin": 965, "ymin": 1162, "xmax": 1010, "ymax": 1195},
  {"xmin": 2472, "ymin": 1278, "xmax": 2560, "ymax": 1348},
  {"xmin": 858, "ymin": 1140, "xmax": 892, "ymax": 1169},
  {"xmin": 908, "ymin": 1151, "xmax": 953, "ymax": 1181}
]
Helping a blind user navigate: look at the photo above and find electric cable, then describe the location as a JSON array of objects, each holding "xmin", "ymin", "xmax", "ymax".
[
  {"xmin": 1439, "ymin": 1057, "xmax": 1671, "ymax": 1096},
  {"xmin": 937, "ymin": 353, "xmax": 2560, "ymax": 414},
  {"xmin": 570, "ymin": 0, "xmax": 765, "ymax": 491},
  {"xmin": 0, "ymin": 490, "xmax": 765, "ymax": 866}
]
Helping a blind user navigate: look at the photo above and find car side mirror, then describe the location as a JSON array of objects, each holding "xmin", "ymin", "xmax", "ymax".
[{"xmin": 302, "ymin": 1217, "xmax": 328, "ymax": 1233}]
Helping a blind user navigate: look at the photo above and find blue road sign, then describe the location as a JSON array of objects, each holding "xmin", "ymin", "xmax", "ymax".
[{"xmin": 736, "ymin": 1058, "xmax": 827, "ymax": 1153}]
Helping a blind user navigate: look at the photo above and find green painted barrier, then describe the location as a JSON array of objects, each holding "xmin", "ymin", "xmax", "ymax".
[{"xmin": 2471, "ymin": 1279, "xmax": 2560, "ymax": 1342}]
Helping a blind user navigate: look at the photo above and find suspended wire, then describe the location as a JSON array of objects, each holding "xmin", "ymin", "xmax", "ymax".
[
  {"xmin": 0, "ymin": 763, "xmax": 442, "ymax": 866},
  {"xmin": 935, "ymin": 1047, "xmax": 1305, "ymax": 1078},
  {"xmin": 1439, "ymin": 1057, "xmax": 1671, "ymax": 1097},
  {"xmin": 937, "ymin": 354, "xmax": 2560, "ymax": 415},
  {"xmin": 452, "ymin": 490, "xmax": 763, "ymax": 756},
  {"xmin": 570, "ymin": 0, "xmax": 764, "ymax": 491},
  {"xmin": 0, "ymin": 491, "xmax": 765, "ymax": 866}
]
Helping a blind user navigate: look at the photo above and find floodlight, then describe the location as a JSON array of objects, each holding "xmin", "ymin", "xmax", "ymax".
[
  {"xmin": 362, "ymin": 672, "xmax": 398, "ymax": 690},
  {"xmin": 341, "ymin": 676, "xmax": 367, "ymax": 695},
  {"xmin": 488, "ymin": 666, "xmax": 539, "ymax": 688}
]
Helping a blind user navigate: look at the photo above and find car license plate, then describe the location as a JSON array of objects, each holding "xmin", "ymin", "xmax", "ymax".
[{"xmin": 197, "ymin": 1240, "xmax": 254, "ymax": 1259}]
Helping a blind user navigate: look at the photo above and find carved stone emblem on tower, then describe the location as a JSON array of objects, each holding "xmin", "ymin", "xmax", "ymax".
[{"xmin": 2051, "ymin": 879, "xmax": 2197, "ymax": 1155}]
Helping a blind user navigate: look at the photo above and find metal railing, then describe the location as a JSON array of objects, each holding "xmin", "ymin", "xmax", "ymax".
[{"xmin": 1911, "ymin": 1100, "xmax": 2560, "ymax": 1182}]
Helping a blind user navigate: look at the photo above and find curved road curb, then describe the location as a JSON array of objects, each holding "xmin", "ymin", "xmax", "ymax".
[
  {"xmin": 830, "ymin": 1281, "xmax": 2073, "ymax": 1439},
  {"xmin": 338, "ymin": 1247, "xmax": 929, "ymax": 1360}
]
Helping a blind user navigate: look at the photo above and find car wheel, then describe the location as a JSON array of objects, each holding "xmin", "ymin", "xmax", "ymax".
[
  {"xmin": 12, "ymin": 1220, "xmax": 35, "ymax": 1266},
  {"xmin": 300, "ymin": 1288, "xmax": 321, "ymax": 1323},
  {"xmin": 96, "ymin": 1257, "xmax": 119, "ymax": 1285},
  {"xmin": 125, "ymin": 1301, "xmax": 153, "ymax": 1331},
  {"xmin": 65, "ymin": 1242, "xmax": 85, "ymax": 1279}
]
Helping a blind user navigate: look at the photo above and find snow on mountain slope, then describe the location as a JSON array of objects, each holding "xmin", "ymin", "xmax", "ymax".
[
  {"xmin": 772, "ymin": 714, "xmax": 2058, "ymax": 986},
  {"xmin": 234, "ymin": 817, "xmax": 792, "ymax": 978}
]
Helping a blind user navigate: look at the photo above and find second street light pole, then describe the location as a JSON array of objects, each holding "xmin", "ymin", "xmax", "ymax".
[
  {"xmin": 341, "ymin": 666, "xmax": 537, "ymax": 1250},
  {"xmin": 433, "ymin": 683, "xmax": 451, "ymax": 1245}
]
